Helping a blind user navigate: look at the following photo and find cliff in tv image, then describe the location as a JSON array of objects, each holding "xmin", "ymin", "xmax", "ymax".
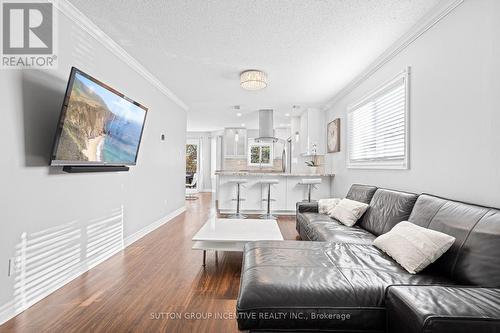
[
  {"xmin": 55, "ymin": 75, "xmax": 112, "ymax": 161},
  {"xmin": 54, "ymin": 70, "xmax": 146, "ymax": 164}
]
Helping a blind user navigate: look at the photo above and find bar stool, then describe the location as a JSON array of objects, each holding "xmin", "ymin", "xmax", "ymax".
[
  {"xmin": 260, "ymin": 179, "xmax": 280, "ymax": 220},
  {"xmin": 298, "ymin": 178, "xmax": 322, "ymax": 202},
  {"xmin": 228, "ymin": 179, "xmax": 248, "ymax": 219}
]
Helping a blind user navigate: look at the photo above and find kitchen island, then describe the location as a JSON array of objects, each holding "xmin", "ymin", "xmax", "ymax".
[{"xmin": 215, "ymin": 171, "xmax": 334, "ymax": 215}]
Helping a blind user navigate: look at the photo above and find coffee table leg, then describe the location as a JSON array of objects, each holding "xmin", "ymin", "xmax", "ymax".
[{"xmin": 203, "ymin": 250, "xmax": 206, "ymax": 266}]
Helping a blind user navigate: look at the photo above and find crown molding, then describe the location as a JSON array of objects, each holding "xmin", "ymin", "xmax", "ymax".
[
  {"xmin": 322, "ymin": 0, "xmax": 464, "ymax": 111},
  {"xmin": 52, "ymin": 0, "xmax": 189, "ymax": 111}
]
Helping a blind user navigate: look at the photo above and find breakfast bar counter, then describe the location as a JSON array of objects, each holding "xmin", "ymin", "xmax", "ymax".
[{"xmin": 215, "ymin": 170, "xmax": 334, "ymax": 215}]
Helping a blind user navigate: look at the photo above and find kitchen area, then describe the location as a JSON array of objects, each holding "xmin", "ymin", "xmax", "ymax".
[{"xmin": 215, "ymin": 108, "xmax": 334, "ymax": 216}]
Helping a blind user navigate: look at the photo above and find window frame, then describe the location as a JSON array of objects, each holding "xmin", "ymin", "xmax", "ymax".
[
  {"xmin": 347, "ymin": 69, "xmax": 410, "ymax": 170},
  {"xmin": 247, "ymin": 141, "xmax": 274, "ymax": 167}
]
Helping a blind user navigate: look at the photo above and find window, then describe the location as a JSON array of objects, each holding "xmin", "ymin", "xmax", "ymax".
[
  {"xmin": 347, "ymin": 70, "xmax": 409, "ymax": 169},
  {"xmin": 248, "ymin": 142, "xmax": 273, "ymax": 166}
]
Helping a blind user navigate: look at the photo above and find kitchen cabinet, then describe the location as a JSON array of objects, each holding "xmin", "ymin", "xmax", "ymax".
[
  {"xmin": 218, "ymin": 176, "xmax": 262, "ymax": 211},
  {"xmin": 299, "ymin": 108, "xmax": 325, "ymax": 156},
  {"xmin": 260, "ymin": 176, "xmax": 287, "ymax": 211},
  {"xmin": 223, "ymin": 128, "xmax": 247, "ymax": 158}
]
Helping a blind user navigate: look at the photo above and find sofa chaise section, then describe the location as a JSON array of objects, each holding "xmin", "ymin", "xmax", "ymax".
[{"xmin": 236, "ymin": 240, "xmax": 450, "ymax": 332}]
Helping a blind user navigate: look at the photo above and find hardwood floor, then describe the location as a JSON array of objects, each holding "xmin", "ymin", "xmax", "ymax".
[{"xmin": 0, "ymin": 193, "xmax": 298, "ymax": 333}]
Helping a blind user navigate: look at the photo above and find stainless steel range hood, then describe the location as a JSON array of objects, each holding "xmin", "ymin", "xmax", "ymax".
[{"xmin": 255, "ymin": 109, "xmax": 278, "ymax": 143}]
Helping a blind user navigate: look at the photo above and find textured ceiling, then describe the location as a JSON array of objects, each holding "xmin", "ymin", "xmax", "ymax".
[{"xmin": 69, "ymin": 0, "xmax": 440, "ymax": 131}]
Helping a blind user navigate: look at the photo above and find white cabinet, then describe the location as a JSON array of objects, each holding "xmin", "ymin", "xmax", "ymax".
[
  {"xmin": 299, "ymin": 108, "xmax": 325, "ymax": 155},
  {"xmin": 286, "ymin": 177, "xmax": 306, "ymax": 210},
  {"xmin": 218, "ymin": 177, "xmax": 262, "ymax": 211},
  {"xmin": 260, "ymin": 176, "xmax": 287, "ymax": 211},
  {"xmin": 285, "ymin": 176, "xmax": 332, "ymax": 210},
  {"xmin": 274, "ymin": 128, "xmax": 291, "ymax": 141},
  {"xmin": 224, "ymin": 128, "xmax": 247, "ymax": 157},
  {"xmin": 243, "ymin": 178, "xmax": 264, "ymax": 211}
]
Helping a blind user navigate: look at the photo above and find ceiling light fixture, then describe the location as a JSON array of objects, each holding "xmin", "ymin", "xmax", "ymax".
[
  {"xmin": 236, "ymin": 112, "xmax": 242, "ymax": 117},
  {"xmin": 240, "ymin": 70, "xmax": 267, "ymax": 90},
  {"xmin": 285, "ymin": 113, "xmax": 290, "ymax": 117}
]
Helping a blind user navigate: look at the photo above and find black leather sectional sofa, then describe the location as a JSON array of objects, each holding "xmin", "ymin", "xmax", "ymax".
[{"xmin": 236, "ymin": 184, "xmax": 500, "ymax": 332}]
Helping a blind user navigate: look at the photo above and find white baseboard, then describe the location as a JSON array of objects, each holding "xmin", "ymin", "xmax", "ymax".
[
  {"xmin": 124, "ymin": 206, "xmax": 186, "ymax": 247},
  {"xmin": 0, "ymin": 206, "xmax": 186, "ymax": 326}
]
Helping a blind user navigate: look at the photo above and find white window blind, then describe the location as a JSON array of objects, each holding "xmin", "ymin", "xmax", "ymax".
[{"xmin": 347, "ymin": 71, "xmax": 409, "ymax": 169}]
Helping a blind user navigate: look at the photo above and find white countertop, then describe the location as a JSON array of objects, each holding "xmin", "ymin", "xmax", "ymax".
[{"xmin": 215, "ymin": 170, "xmax": 335, "ymax": 177}]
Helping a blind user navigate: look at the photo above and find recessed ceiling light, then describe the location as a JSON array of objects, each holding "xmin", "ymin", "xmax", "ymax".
[
  {"xmin": 285, "ymin": 113, "xmax": 290, "ymax": 117},
  {"xmin": 241, "ymin": 123, "xmax": 245, "ymax": 127},
  {"xmin": 236, "ymin": 112, "xmax": 242, "ymax": 117}
]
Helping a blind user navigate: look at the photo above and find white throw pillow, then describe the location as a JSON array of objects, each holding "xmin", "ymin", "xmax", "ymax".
[
  {"xmin": 318, "ymin": 198, "xmax": 341, "ymax": 215},
  {"xmin": 373, "ymin": 221, "xmax": 456, "ymax": 274},
  {"xmin": 329, "ymin": 198, "xmax": 369, "ymax": 226}
]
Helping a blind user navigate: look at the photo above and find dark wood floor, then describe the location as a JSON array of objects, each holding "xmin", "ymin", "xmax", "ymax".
[{"xmin": 0, "ymin": 193, "xmax": 298, "ymax": 333}]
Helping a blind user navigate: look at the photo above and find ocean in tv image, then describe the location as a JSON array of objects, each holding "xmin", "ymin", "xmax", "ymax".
[{"xmin": 54, "ymin": 72, "xmax": 146, "ymax": 164}]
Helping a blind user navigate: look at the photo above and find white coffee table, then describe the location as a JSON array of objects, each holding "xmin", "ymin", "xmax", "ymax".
[{"xmin": 192, "ymin": 217, "xmax": 284, "ymax": 265}]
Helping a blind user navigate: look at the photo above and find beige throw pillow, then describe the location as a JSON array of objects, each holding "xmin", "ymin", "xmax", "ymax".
[
  {"xmin": 329, "ymin": 198, "xmax": 369, "ymax": 226},
  {"xmin": 318, "ymin": 198, "xmax": 341, "ymax": 215},
  {"xmin": 373, "ymin": 221, "xmax": 456, "ymax": 274}
]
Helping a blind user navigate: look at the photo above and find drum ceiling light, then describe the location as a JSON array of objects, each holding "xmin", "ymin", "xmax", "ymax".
[{"xmin": 240, "ymin": 70, "xmax": 267, "ymax": 90}]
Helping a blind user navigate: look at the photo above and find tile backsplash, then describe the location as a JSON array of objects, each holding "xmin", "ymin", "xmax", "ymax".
[
  {"xmin": 223, "ymin": 158, "xmax": 283, "ymax": 171},
  {"xmin": 223, "ymin": 155, "xmax": 325, "ymax": 173}
]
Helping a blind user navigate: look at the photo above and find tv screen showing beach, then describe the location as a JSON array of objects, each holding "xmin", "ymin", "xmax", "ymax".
[{"xmin": 52, "ymin": 70, "xmax": 147, "ymax": 165}]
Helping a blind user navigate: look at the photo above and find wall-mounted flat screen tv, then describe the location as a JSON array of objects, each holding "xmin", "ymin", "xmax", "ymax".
[{"xmin": 50, "ymin": 67, "xmax": 148, "ymax": 166}]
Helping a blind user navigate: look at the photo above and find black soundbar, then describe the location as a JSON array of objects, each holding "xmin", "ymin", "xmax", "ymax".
[{"xmin": 62, "ymin": 165, "xmax": 129, "ymax": 173}]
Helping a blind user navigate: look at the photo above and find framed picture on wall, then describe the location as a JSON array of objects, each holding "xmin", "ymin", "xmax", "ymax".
[{"xmin": 327, "ymin": 118, "xmax": 340, "ymax": 153}]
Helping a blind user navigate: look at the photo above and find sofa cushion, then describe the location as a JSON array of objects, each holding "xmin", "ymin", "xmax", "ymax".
[
  {"xmin": 297, "ymin": 212, "xmax": 375, "ymax": 244},
  {"xmin": 318, "ymin": 198, "xmax": 340, "ymax": 214},
  {"xmin": 373, "ymin": 221, "xmax": 455, "ymax": 274},
  {"xmin": 346, "ymin": 184, "xmax": 378, "ymax": 204},
  {"xmin": 409, "ymin": 194, "xmax": 500, "ymax": 287},
  {"xmin": 330, "ymin": 198, "xmax": 369, "ymax": 227},
  {"xmin": 237, "ymin": 241, "xmax": 451, "ymax": 332},
  {"xmin": 296, "ymin": 212, "xmax": 334, "ymax": 240},
  {"xmin": 358, "ymin": 188, "xmax": 418, "ymax": 236},
  {"xmin": 386, "ymin": 285, "xmax": 500, "ymax": 333},
  {"xmin": 309, "ymin": 223, "xmax": 376, "ymax": 244}
]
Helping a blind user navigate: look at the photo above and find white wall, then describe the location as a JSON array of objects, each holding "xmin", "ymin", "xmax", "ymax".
[
  {"xmin": 187, "ymin": 132, "xmax": 213, "ymax": 191},
  {"xmin": 0, "ymin": 6, "xmax": 186, "ymax": 323},
  {"xmin": 325, "ymin": 0, "xmax": 500, "ymax": 207}
]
